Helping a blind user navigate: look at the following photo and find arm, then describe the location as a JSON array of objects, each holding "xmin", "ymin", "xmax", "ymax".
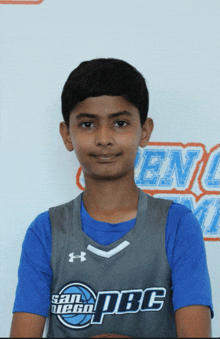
[
  {"xmin": 175, "ymin": 305, "xmax": 211, "ymax": 338},
  {"xmin": 11, "ymin": 213, "xmax": 52, "ymax": 338},
  {"xmin": 10, "ymin": 312, "xmax": 46, "ymax": 338},
  {"xmin": 166, "ymin": 207, "xmax": 214, "ymax": 337}
]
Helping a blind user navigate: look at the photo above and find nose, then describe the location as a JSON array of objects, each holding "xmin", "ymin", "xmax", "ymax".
[{"xmin": 95, "ymin": 124, "xmax": 114, "ymax": 146}]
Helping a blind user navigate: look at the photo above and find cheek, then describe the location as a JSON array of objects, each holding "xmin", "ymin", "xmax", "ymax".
[
  {"xmin": 117, "ymin": 136, "xmax": 127, "ymax": 145},
  {"xmin": 117, "ymin": 134, "xmax": 139, "ymax": 147},
  {"xmin": 71, "ymin": 134, "xmax": 92, "ymax": 149}
]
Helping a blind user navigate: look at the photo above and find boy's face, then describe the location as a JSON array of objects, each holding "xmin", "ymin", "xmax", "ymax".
[{"xmin": 60, "ymin": 95, "xmax": 153, "ymax": 180}]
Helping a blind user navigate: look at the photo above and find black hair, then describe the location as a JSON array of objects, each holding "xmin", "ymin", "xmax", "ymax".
[{"xmin": 61, "ymin": 58, "xmax": 149, "ymax": 128}]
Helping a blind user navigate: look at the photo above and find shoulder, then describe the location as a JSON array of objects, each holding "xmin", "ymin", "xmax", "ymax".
[
  {"xmin": 167, "ymin": 201, "xmax": 203, "ymax": 238},
  {"xmin": 30, "ymin": 210, "xmax": 51, "ymax": 226},
  {"xmin": 145, "ymin": 194, "xmax": 173, "ymax": 223},
  {"xmin": 28, "ymin": 211, "xmax": 51, "ymax": 237},
  {"xmin": 165, "ymin": 201, "xmax": 207, "ymax": 270},
  {"xmin": 166, "ymin": 200, "xmax": 204, "ymax": 242},
  {"xmin": 166, "ymin": 201, "xmax": 195, "ymax": 233},
  {"xmin": 48, "ymin": 198, "xmax": 76, "ymax": 224},
  {"xmin": 147, "ymin": 194, "xmax": 191, "ymax": 217},
  {"xmin": 148, "ymin": 195, "xmax": 191, "ymax": 228},
  {"xmin": 49, "ymin": 199, "xmax": 73, "ymax": 212},
  {"xmin": 165, "ymin": 201, "xmax": 204, "ymax": 267},
  {"xmin": 22, "ymin": 211, "xmax": 52, "ymax": 255}
]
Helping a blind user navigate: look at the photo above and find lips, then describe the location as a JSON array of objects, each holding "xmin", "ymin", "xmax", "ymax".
[
  {"xmin": 95, "ymin": 154, "xmax": 118, "ymax": 157},
  {"xmin": 93, "ymin": 153, "xmax": 120, "ymax": 162}
]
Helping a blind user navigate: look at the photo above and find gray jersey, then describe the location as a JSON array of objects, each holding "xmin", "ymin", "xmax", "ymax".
[{"xmin": 47, "ymin": 188, "xmax": 177, "ymax": 338}]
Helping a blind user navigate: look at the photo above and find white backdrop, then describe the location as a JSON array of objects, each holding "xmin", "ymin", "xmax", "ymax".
[{"xmin": 0, "ymin": 0, "xmax": 219, "ymax": 337}]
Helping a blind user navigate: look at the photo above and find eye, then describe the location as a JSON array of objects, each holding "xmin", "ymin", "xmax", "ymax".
[
  {"xmin": 115, "ymin": 120, "xmax": 129, "ymax": 127},
  {"xmin": 80, "ymin": 121, "xmax": 94, "ymax": 128},
  {"xmin": 80, "ymin": 120, "xmax": 129, "ymax": 128}
]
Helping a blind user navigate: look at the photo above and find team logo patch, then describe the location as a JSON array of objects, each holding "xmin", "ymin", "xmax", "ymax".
[
  {"xmin": 51, "ymin": 283, "xmax": 96, "ymax": 329},
  {"xmin": 51, "ymin": 282, "xmax": 167, "ymax": 330}
]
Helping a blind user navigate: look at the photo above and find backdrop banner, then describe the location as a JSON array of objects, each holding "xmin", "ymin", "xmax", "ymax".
[{"xmin": 0, "ymin": 0, "xmax": 219, "ymax": 337}]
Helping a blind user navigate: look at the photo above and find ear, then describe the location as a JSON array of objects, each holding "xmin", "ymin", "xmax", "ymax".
[
  {"xmin": 59, "ymin": 122, "xmax": 74, "ymax": 151},
  {"xmin": 139, "ymin": 117, "xmax": 154, "ymax": 148}
]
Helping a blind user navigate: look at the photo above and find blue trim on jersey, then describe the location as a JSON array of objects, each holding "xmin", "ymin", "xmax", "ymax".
[{"xmin": 13, "ymin": 196, "xmax": 214, "ymax": 319}]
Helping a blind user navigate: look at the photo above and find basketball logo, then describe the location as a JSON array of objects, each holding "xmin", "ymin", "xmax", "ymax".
[
  {"xmin": 51, "ymin": 283, "xmax": 167, "ymax": 329},
  {"xmin": 51, "ymin": 282, "xmax": 96, "ymax": 329}
]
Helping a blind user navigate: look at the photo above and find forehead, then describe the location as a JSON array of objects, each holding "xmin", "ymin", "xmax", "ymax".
[{"xmin": 70, "ymin": 95, "xmax": 139, "ymax": 120}]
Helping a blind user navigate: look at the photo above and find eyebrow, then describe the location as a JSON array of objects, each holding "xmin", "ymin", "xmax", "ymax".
[{"xmin": 75, "ymin": 110, "xmax": 133, "ymax": 120}]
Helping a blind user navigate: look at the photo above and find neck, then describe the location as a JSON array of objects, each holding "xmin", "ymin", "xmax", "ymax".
[{"xmin": 82, "ymin": 180, "xmax": 139, "ymax": 214}]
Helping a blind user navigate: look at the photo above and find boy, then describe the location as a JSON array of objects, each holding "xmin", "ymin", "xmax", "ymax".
[{"xmin": 10, "ymin": 58, "xmax": 213, "ymax": 338}]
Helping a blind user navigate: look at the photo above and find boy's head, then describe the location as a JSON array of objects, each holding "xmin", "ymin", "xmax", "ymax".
[
  {"xmin": 59, "ymin": 58, "xmax": 153, "ymax": 185},
  {"xmin": 61, "ymin": 58, "xmax": 149, "ymax": 129}
]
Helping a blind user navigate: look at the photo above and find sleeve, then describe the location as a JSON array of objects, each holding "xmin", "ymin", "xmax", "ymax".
[
  {"xmin": 165, "ymin": 204, "xmax": 214, "ymax": 318},
  {"xmin": 12, "ymin": 211, "xmax": 52, "ymax": 317}
]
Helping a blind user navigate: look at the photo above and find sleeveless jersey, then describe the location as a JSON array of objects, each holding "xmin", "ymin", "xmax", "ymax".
[{"xmin": 47, "ymin": 188, "xmax": 177, "ymax": 338}]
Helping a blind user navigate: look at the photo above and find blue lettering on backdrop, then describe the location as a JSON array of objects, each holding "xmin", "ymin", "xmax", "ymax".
[
  {"xmin": 136, "ymin": 149, "xmax": 167, "ymax": 186},
  {"xmin": 204, "ymin": 153, "xmax": 220, "ymax": 189},
  {"xmin": 158, "ymin": 150, "xmax": 200, "ymax": 187}
]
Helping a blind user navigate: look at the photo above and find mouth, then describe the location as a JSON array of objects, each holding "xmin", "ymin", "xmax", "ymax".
[{"xmin": 93, "ymin": 154, "xmax": 120, "ymax": 162}]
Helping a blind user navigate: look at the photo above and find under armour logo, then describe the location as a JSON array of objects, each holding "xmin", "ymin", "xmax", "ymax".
[{"xmin": 69, "ymin": 252, "xmax": 86, "ymax": 262}]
